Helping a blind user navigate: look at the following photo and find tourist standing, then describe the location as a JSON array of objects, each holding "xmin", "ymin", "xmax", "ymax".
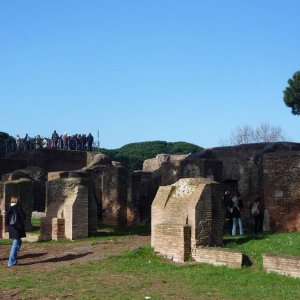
[
  {"xmin": 63, "ymin": 132, "xmax": 68, "ymax": 150},
  {"xmin": 87, "ymin": 133, "xmax": 94, "ymax": 151},
  {"xmin": 230, "ymin": 192, "xmax": 244, "ymax": 236},
  {"xmin": 51, "ymin": 130, "xmax": 59, "ymax": 149},
  {"xmin": 224, "ymin": 191, "xmax": 233, "ymax": 234},
  {"xmin": 24, "ymin": 133, "xmax": 30, "ymax": 150},
  {"xmin": 6, "ymin": 195, "xmax": 26, "ymax": 267},
  {"xmin": 251, "ymin": 197, "xmax": 263, "ymax": 234},
  {"xmin": 15, "ymin": 134, "xmax": 21, "ymax": 151},
  {"xmin": 35, "ymin": 135, "xmax": 42, "ymax": 149}
]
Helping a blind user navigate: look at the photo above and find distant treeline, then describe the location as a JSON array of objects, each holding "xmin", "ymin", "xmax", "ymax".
[{"xmin": 99, "ymin": 141, "xmax": 203, "ymax": 171}]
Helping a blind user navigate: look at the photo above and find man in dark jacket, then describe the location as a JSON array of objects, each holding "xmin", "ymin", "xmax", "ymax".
[
  {"xmin": 51, "ymin": 130, "xmax": 59, "ymax": 149},
  {"xmin": 6, "ymin": 195, "xmax": 26, "ymax": 266},
  {"xmin": 87, "ymin": 133, "xmax": 94, "ymax": 151}
]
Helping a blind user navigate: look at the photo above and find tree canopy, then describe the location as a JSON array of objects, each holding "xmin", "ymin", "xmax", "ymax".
[
  {"xmin": 100, "ymin": 141, "xmax": 203, "ymax": 171},
  {"xmin": 0, "ymin": 131, "xmax": 15, "ymax": 158},
  {"xmin": 283, "ymin": 71, "xmax": 300, "ymax": 115}
]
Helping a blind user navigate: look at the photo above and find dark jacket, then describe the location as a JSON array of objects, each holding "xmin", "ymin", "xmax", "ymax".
[
  {"xmin": 229, "ymin": 197, "xmax": 244, "ymax": 218},
  {"xmin": 6, "ymin": 205, "xmax": 26, "ymax": 239}
]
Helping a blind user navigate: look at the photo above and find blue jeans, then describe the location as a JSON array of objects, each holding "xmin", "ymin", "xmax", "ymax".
[
  {"xmin": 232, "ymin": 218, "xmax": 243, "ymax": 236},
  {"xmin": 8, "ymin": 239, "xmax": 22, "ymax": 266}
]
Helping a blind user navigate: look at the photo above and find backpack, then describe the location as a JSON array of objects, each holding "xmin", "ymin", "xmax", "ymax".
[
  {"xmin": 9, "ymin": 209, "xmax": 18, "ymax": 226},
  {"xmin": 251, "ymin": 202, "xmax": 260, "ymax": 216}
]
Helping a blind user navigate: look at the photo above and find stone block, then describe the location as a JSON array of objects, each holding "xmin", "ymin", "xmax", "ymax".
[
  {"xmin": 43, "ymin": 178, "xmax": 91, "ymax": 240},
  {"xmin": 48, "ymin": 171, "xmax": 69, "ymax": 181},
  {"xmin": 40, "ymin": 217, "xmax": 65, "ymax": 241},
  {"xmin": 153, "ymin": 224, "xmax": 191, "ymax": 262},
  {"xmin": 151, "ymin": 178, "xmax": 224, "ymax": 263},
  {"xmin": 193, "ymin": 247, "xmax": 243, "ymax": 268},
  {"xmin": 263, "ymin": 253, "xmax": 300, "ymax": 278}
]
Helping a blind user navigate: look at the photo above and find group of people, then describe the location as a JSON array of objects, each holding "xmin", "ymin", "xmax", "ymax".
[
  {"xmin": 224, "ymin": 191, "xmax": 264, "ymax": 236},
  {"xmin": 15, "ymin": 131, "xmax": 94, "ymax": 152}
]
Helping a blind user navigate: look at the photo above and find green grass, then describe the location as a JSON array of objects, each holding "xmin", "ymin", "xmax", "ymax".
[
  {"xmin": 30, "ymin": 216, "xmax": 41, "ymax": 235},
  {"xmin": 1, "ymin": 225, "xmax": 300, "ymax": 299}
]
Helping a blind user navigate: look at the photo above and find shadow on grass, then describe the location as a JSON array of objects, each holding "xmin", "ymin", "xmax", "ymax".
[
  {"xmin": 93, "ymin": 223, "xmax": 151, "ymax": 238},
  {"xmin": 20, "ymin": 252, "xmax": 93, "ymax": 266},
  {"xmin": 242, "ymin": 254, "xmax": 252, "ymax": 266},
  {"xmin": 223, "ymin": 235, "xmax": 267, "ymax": 246},
  {"xmin": 223, "ymin": 233, "xmax": 272, "ymax": 246}
]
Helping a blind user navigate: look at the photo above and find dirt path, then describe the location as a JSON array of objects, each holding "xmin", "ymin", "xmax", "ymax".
[{"xmin": 0, "ymin": 234, "xmax": 150, "ymax": 271}]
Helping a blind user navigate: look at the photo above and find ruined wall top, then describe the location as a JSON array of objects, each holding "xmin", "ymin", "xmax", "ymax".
[
  {"xmin": 152, "ymin": 177, "xmax": 218, "ymax": 221},
  {"xmin": 143, "ymin": 154, "xmax": 189, "ymax": 172},
  {"xmin": 193, "ymin": 142, "xmax": 300, "ymax": 162}
]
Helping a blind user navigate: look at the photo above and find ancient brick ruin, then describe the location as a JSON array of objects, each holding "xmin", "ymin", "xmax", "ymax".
[
  {"xmin": 0, "ymin": 149, "xmax": 156, "ymax": 240},
  {"xmin": 146, "ymin": 142, "xmax": 300, "ymax": 232},
  {"xmin": 263, "ymin": 253, "xmax": 300, "ymax": 278},
  {"xmin": 151, "ymin": 178, "xmax": 224, "ymax": 262},
  {"xmin": 1, "ymin": 142, "xmax": 300, "ymax": 241}
]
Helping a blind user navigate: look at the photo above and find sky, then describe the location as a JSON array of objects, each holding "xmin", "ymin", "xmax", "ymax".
[{"xmin": 1, "ymin": 0, "xmax": 300, "ymax": 149}]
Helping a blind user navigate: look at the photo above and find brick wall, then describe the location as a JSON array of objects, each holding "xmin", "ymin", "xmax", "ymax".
[
  {"xmin": 40, "ymin": 217, "xmax": 65, "ymax": 241},
  {"xmin": 151, "ymin": 178, "xmax": 224, "ymax": 262},
  {"xmin": 102, "ymin": 166, "xmax": 128, "ymax": 226},
  {"xmin": 0, "ymin": 214, "xmax": 6, "ymax": 238},
  {"xmin": 193, "ymin": 247, "xmax": 243, "ymax": 268},
  {"xmin": 153, "ymin": 224, "xmax": 191, "ymax": 262},
  {"xmin": 64, "ymin": 184, "xmax": 88, "ymax": 240},
  {"xmin": 127, "ymin": 171, "xmax": 155, "ymax": 225},
  {"xmin": 45, "ymin": 177, "xmax": 92, "ymax": 240},
  {"xmin": 263, "ymin": 253, "xmax": 300, "ymax": 278},
  {"xmin": 0, "ymin": 158, "xmax": 27, "ymax": 179},
  {"xmin": 263, "ymin": 151, "xmax": 300, "ymax": 231}
]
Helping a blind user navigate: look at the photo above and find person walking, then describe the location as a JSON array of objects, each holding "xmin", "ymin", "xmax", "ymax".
[
  {"xmin": 6, "ymin": 195, "xmax": 26, "ymax": 267},
  {"xmin": 230, "ymin": 192, "xmax": 244, "ymax": 236}
]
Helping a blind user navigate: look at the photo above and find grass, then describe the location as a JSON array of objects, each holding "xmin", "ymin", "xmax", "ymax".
[
  {"xmin": 1, "ymin": 221, "xmax": 300, "ymax": 299},
  {"xmin": 30, "ymin": 216, "xmax": 41, "ymax": 235}
]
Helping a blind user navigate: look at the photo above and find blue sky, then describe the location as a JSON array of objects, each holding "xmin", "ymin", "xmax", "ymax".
[{"xmin": 1, "ymin": 0, "xmax": 300, "ymax": 149}]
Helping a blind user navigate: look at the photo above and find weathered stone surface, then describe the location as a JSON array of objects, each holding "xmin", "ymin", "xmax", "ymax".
[
  {"xmin": 262, "ymin": 151, "xmax": 300, "ymax": 231},
  {"xmin": 127, "ymin": 171, "xmax": 156, "ymax": 225},
  {"xmin": 44, "ymin": 177, "xmax": 92, "ymax": 240},
  {"xmin": 146, "ymin": 142, "xmax": 300, "ymax": 232},
  {"xmin": 263, "ymin": 253, "xmax": 300, "ymax": 278},
  {"xmin": 151, "ymin": 178, "xmax": 224, "ymax": 262},
  {"xmin": 40, "ymin": 217, "xmax": 65, "ymax": 241},
  {"xmin": 101, "ymin": 166, "xmax": 128, "ymax": 226},
  {"xmin": 2, "ymin": 167, "xmax": 47, "ymax": 212},
  {"xmin": 4, "ymin": 142, "xmax": 300, "ymax": 234},
  {"xmin": 0, "ymin": 214, "xmax": 6, "ymax": 238},
  {"xmin": 154, "ymin": 224, "xmax": 191, "ymax": 262},
  {"xmin": 193, "ymin": 247, "xmax": 243, "ymax": 268},
  {"xmin": 0, "ymin": 158, "xmax": 27, "ymax": 179},
  {"xmin": 209, "ymin": 142, "xmax": 300, "ymax": 228},
  {"xmin": 82, "ymin": 153, "xmax": 112, "ymax": 171}
]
